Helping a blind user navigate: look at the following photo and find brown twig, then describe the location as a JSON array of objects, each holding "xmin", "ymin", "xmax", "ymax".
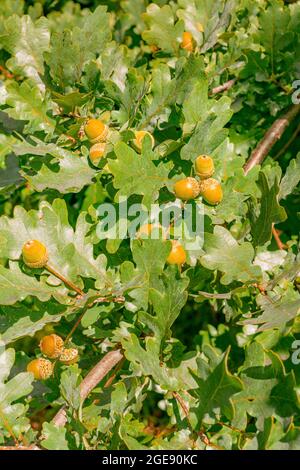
[
  {"xmin": 211, "ymin": 78, "xmax": 236, "ymax": 95},
  {"xmin": 173, "ymin": 391, "xmax": 190, "ymax": 418},
  {"xmin": 0, "ymin": 65, "xmax": 14, "ymax": 79},
  {"xmin": 104, "ymin": 357, "xmax": 126, "ymax": 388},
  {"xmin": 272, "ymin": 225, "xmax": 287, "ymax": 250},
  {"xmin": 0, "ymin": 445, "xmax": 40, "ymax": 451},
  {"xmin": 243, "ymin": 104, "xmax": 300, "ymax": 175},
  {"xmin": 52, "ymin": 349, "xmax": 124, "ymax": 427}
]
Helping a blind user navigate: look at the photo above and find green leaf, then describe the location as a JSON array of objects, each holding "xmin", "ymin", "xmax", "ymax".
[
  {"xmin": 181, "ymin": 111, "xmax": 232, "ymax": 162},
  {"xmin": 45, "ymin": 6, "xmax": 111, "ymax": 87},
  {"xmin": 241, "ymin": 292, "xmax": 300, "ymax": 331},
  {"xmin": 139, "ymin": 267, "xmax": 189, "ymax": 341},
  {"xmin": 250, "ymin": 172, "xmax": 287, "ymax": 247},
  {"xmin": 279, "ymin": 153, "xmax": 300, "ymax": 200},
  {"xmin": 200, "ymin": 0, "xmax": 235, "ymax": 53},
  {"xmin": 0, "ymin": 198, "xmax": 108, "ymax": 294},
  {"xmin": 201, "ymin": 226, "xmax": 261, "ymax": 285},
  {"xmin": 0, "ymin": 15, "xmax": 50, "ymax": 88},
  {"xmin": 0, "ymin": 347, "xmax": 33, "ymax": 438},
  {"xmin": 14, "ymin": 139, "xmax": 95, "ymax": 193},
  {"xmin": 3, "ymin": 80, "xmax": 55, "ymax": 134},
  {"xmin": 60, "ymin": 366, "xmax": 81, "ymax": 411},
  {"xmin": 142, "ymin": 4, "xmax": 184, "ymax": 54},
  {"xmin": 0, "ymin": 134, "xmax": 17, "ymax": 169},
  {"xmin": 232, "ymin": 343, "xmax": 300, "ymax": 429},
  {"xmin": 0, "ymin": 303, "xmax": 65, "ymax": 344},
  {"xmin": 41, "ymin": 422, "xmax": 69, "ymax": 450},
  {"xmin": 109, "ymin": 141, "xmax": 172, "ymax": 207},
  {"xmin": 122, "ymin": 333, "xmax": 198, "ymax": 391},
  {"xmin": 0, "ymin": 263, "xmax": 69, "ymax": 305},
  {"xmin": 0, "ymin": 0, "xmax": 24, "ymax": 17},
  {"xmin": 121, "ymin": 239, "xmax": 171, "ymax": 310},
  {"xmin": 190, "ymin": 348, "xmax": 243, "ymax": 427}
]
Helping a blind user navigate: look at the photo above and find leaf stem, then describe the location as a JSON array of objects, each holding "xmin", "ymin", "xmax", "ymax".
[{"xmin": 45, "ymin": 264, "xmax": 84, "ymax": 296}]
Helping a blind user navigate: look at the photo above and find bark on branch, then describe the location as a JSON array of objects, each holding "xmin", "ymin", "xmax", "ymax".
[
  {"xmin": 52, "ymin": 349, "xmax": 124, "ymax": 427},
  {"xmin": 243, "ymin": 104, "xmax": 300, "ymax": 175},
  {"xmin": 211, "ymin": 78, "xmax": 236, "ymax": 95}
]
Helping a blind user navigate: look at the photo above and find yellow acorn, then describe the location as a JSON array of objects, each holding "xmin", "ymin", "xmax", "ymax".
[
  {"xmin": 89, "ymin": 143, "xmax": 106, "ymax": 163},
  {"xmin": 166, "ymin": 240, "xmax": 186, "ymax": 265},
  {"xmin": 40, "ymin": 334, "xmax": 64, "ymax": 359},
  {"xmin": 22, "ymin": 240, "xmax": 48, "ymax": 268},
  {"xmin": 27, "ymin": 358, "xmax": 53, "ymax": 380},
  {"xmin": 59, "ymin": 348, "xmax": 79, "ymax": 365},
  {"xmin": 195, "ymin": 155, "xmax": 215, "ymax": 179},
  {"xmin": 136, "ymin": 223, "xmax": 165, "ymax": 239},
  {"xmin": 174, "ymin": 177, "xmax": 200, "ymax": 201},
  {"xmin": 181, "ymin": 31, "xmax": 194, "ymax": 52},
  {"xmin": 199, "ymin": 178, "xmax": 223, "ymax": 205},
  {"xmin": 84, "ymin": 119, "xmax": 108, "ymax": 143},
  {"xmin": 132, "ymin": 130, "xmax": 155, "ymax": 152}
]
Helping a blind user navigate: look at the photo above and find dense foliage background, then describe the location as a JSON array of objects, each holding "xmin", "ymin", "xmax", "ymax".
[{"xmin": 0, "ymin": 0, "xmax": 300, "ymax": 450}]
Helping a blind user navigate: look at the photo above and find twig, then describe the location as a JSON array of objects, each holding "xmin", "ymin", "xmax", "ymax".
[
  {"xmin": 173, "ymin": 391, "xmax": 190, "ymax": 418},
  {"xmin": 211, "ymin": 78, "xmax": 236, "ymax": 95},
  {"xmin": 45, "ymin": 264, "xmax": 84, "ymax": 296},
  {"xmin": 243, "ymin": 104, "xmax": 300, "ymax": 175},
  {"xmin": 273, "ymin": 122, "xmax": 300, "ymax": 160},
  {"xmin": 0, "ymin": 445, "xmax": 40, "ymax": 451},
  {"xmin": 52, "ymin": 349, "xmax": 124, "ymax": 427},
  {"xmin": 0, "ymin": 65, "xmax": 14, "ymax": 79},
  {"xmin": 104, "ymin": 357, "xmax": 126, "ymax": 388},
  {"xmin": 272, "ymin": 225, "xmax": 287, "ymax": 250}
]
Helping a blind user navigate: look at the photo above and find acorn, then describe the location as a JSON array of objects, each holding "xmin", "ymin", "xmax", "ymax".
[
  {"xmin": 39, "ymin": 334, "xmax": 64, "ymax": 359},
  {"xmin": 22, "ymin": 240, "xmax": 48, "ymax": 268},
  {"xmin": 27, "ymin": 358, "xmax": 53, "ymax": 380},
  {"xmin": 132, "ymin": 130, "xmax": 155, "ymax": 152},
  {"xmin": 59, "ymin": 348, "xmax": 79, "ymax": 365},
  {"xmin": 84, "ymin": 119, "xmax": 108, "ymax": 143},
  {"xmin": 166, "ymin": 240, "xmax": 186, "ymax": 265},
  {"xmin": 181, "ymin": 31, "xmax": 194, "ymax": 52},
  {"xmin": 195, "ymin": 155, "xmax": 215, "ymax": 179},
  {"xmin": 174, "ymin": 177, "xmax": 200, "ymax": 201},
  {"xmin": 199, "ymin": 178, "xmax": 223, "ymax": 205},
  {"xmin": 136, "ymin": 223, "xmax": 165, "ymax": 239},
  {"xmin": 89, "ymin": 142, "xmax": 106, "ymax": 163}
]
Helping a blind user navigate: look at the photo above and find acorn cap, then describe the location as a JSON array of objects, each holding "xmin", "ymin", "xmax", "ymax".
[
  {"xmin": 89, "ymin": 143, "xmax": 106, "ymax": 163},
  {"xmin": 27, "ymin": 358, "xmax": 53, "ymax": 380},
  {"xmin": 174, "ymin": 177, "xmax": 200, "ymax": 200},
  {"xmin": 40, "ymin": 334, "xmax": 64, "ymax": 359},
  {"xmin": 59, "ymin": 348, "xmax": 79, "ymax": 365},
  {"xmin": 199, "ymin": 178, "xmax": 223, "ymax": 205},
  {"xmin": 84, "ymin": 119, "xmax": 108, "ymax": 143},
  {"xmin": 195, "ymin": 155, "xmax": 215, "ymax": 179}
]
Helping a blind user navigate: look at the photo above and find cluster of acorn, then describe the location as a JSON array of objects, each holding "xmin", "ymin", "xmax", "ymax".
[
  {"xmin": 84, "ymin": 117, "xmax": 153, "ymax": 164},
  {"xmin": 84, "ymin": 120, "xmax": 222, "ymax": 267},
  {"xmin": 27, "ymin": 334, "xmax": 78, "ymax": 380},
  {"xmin": 174, "ymin": 155, "xmax": 223, "ymax": 205}
]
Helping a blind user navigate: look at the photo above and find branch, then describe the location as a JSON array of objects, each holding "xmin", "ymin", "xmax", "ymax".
[
  {"xmin": 52, "ymin": 349, "xmax": 124, "ymax": 427},
  {"xmin": 272, "ymin": 225, "xmax": 287, "ymax": 250},
  {"xmin": 243, "ymin": 104, "xmax": 300, "ymax": 175},
  {"xmin": 0, "ymin": 445, "xmax": 40, "ymax": 451},
  {"xmin": 211, "ymin": 78, "xmax": 236, "ymax": 95}
]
